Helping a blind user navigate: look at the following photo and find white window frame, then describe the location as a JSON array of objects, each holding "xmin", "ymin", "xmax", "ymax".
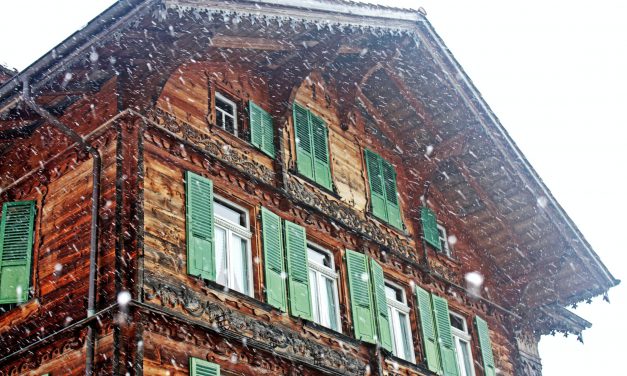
[
  {"xmin": 437, "ymin": 223, "xmax": 452, "ymax": 257},
  {"xmin": 450, "ymin": 311, "xmax": 476, "ymax": 376},
  {"xmin": 307, "ymin": 243, "xmax": 342, "ymax": 333},
  {"xmin": 385, "ymin": 281, "xmax": 415, "ymax": 363},
  {"xmin": 213, "ymin": 195, "xmax": 253, "ymax": 297},
  {"xmin": 215, "ymin": 91, "xmax": 238, "ymax": 136}
]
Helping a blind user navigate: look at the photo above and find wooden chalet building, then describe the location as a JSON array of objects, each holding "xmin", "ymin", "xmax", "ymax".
[{"xmin": 0, "ymin": 1, "xmax": 618, "ymax": 375}]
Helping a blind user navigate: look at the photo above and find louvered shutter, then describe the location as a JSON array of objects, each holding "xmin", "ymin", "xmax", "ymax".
[
  {"xmin": 432, "ymin": 295, "xmax": 460, "ymax": 376},
  {"xmin": 0, "ymin": 201, "xmax": 35, "ymax": 304},
  {"xmin": 475, "ymin": 316, "xmax": 496, "ymax": 376},
  {"xmin": 415, "ymin": 286, "xmax": 441, "ymax": 374},
  {"xmin": 364, "ymin": 149, "xmax": 387, "ymax": 221},
  {"xmin": 293, "ymin": 103, "xmax": 314, "ymax": 180},
  {"xmin": 284, "ymin": 220, "xmax": 312, "ymax": 320},
  {"xmin": 345, "ymin": 249, "xmax": 376, "ymax": 343},
  {"xmin": 261, "ymin": 207, "xmax": 287, "ymax": 311},
  {"xmin": 421, "ymin": 207, "xmax": 441, "ymax": 251},
  {"xmin": 370, "ymin": 258, "xmax": 392, "ymax": 352},
  {"xmin": 185, "ymin": 171, "xmax": 215, "ymax": 281},
  {"xmin": 190, "ymin": 357, "xmax": 220, "ymax": 376},
  {"xmin": 249, "ymin": 101, "xmax": 275, "ymax": 158},
  {"xmin": 381, "ymin": 159, "xmax": 402, "ymax": 229},
  {"xmin": 311, "ymin": 113, "xmax": 332, "ymax": 189}
]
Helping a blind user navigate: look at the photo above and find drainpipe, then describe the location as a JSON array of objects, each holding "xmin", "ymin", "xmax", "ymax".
[{"xmin": 21, "ymin": 78, "xmax": 101, "ymax": 376}]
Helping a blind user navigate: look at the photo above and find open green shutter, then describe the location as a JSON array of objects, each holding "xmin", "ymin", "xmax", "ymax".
[
  {"xmin": 415, "ymin": 286, "xmax": 441, "ymax": 374},
  {"xmin": 261, "ymin": 208, "xmax": 287, "ymax": 311},
  {"xmin": 0, "ymin": 201, "xmax": 35, "ymax": 304},
  {"xmin": 421, "ymin": 207, "xmax": 441, "ymax": 251},
  {"xmin": 345, "ymin": 249, "xmax": 376, "ymax": 343},
  {"xmin": 284, "ymin": 220, "xmax": 312, "ymax": 320},
  {"xmin": 370, "ymin": 258, "xmax": 392, "ymax": 352},
  {"xmin": 432, "ymin": 295, "xmax": 459, "ymax": 376},
  {"xmin": 475, "ymin": 316, "xmax": 496, "ymax": 376},
  {"xmin": 293, "ymin": 103, "xmax": 314, "ymax": 180},
  {"xmin": 381, "ymin": 159, "xmax": 402, "ymax": 229},
  {"xmin": 364, "ymin": 150, "xmax": 387, "ymax": 221},
  {"xmin": 185, "ymin": 171, "xmax": 215, "ymax": 281},
  {"xmin": 190, "ymin": 357, "xmax": 220, "ymax": 376},
  {"xmin": 249, "ymin": 101, "xmax": 275, "ymax": 158},
  {"xmin": 311, "ymin": 113, "xmax": 332, "ymax": 189}
]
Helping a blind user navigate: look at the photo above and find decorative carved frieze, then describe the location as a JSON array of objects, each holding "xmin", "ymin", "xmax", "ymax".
[{"xmin": 143, "ymin": 275, "xmax": 367, "ymax": 375}]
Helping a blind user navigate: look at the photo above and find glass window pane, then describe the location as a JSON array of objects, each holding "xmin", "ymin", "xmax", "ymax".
[
  {"xmin": 307, "ymin": 247, "xmax": 331, "ymax": 267},
  {"xmin": 324, "ymin": 277, "xmax": 339, "ymax": 331},
  {"xmin": 309, "ymin": 270, "xmax": 320, "ymax": 323},
  {"xmin": 450, "ymin": 314, "xmax": 466, "ymax": 332},
  {"xmin": 458, "ymin": 339, "xmax": 473, "ymax": 376},
  {"xmin": 214, "ymin": 200, "xmax": 245, "ymax": 225},
  {"xmin": 385, "ymin": 284, "xmax": 404, "ymax": 302},
  {"xmin": 230, "ymin": 234, "xmax": 248, "ymax": 295},
  {"xmin": 388, "ymin": 306, "xmax": 398, "ymax": 355},
  {"xmin": 215, "ymin": 227, "xmax": 227, "ymax": 287},
  {"xmin": 398, "ymin": 312, "xmax": 413, "ymax": 362}
]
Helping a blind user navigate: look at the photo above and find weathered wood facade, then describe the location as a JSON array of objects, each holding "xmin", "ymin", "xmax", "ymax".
[{"xmin": 0, "ymin": 1, "xmax": 618, "ymax": 375}]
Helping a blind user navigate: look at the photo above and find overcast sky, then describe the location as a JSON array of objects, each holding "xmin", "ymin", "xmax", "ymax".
[{"xmin": 1, "ymin": 1, "xmax": 625, "ymax": 374}]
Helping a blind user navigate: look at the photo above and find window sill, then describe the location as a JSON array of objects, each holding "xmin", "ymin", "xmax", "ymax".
[
  {"xmin": 385, "ymin": 354, "xmax": 434, "ymax": 375},
  {"xmin": 303, "ymin": 320, "xmax": 361, "ymax": 347},
  {"xmin": 201, "ymin": 278, "xmax": 282, "ymax": 315},
  {"xmin": 433, "ymin": 250, "xmax": 462, "ymax": 268},
  {"xmin": 288, "ymin": 170, "xmax": 341, "ymax": 200},
  {"xmin": 366, "ymin": 212, "xmax": 407, "ymax": 236},
  {"xmin": 208, "ymin": 121, "xmax": 273, "ymax": 160}
]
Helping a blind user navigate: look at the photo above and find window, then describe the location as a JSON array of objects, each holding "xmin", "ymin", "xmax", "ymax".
[
  {"xmin": 421, "ymin": 207, "xmax": 441, "ymax": 251},
  {"xmin": 0, "ymin": 201, "xmax": 35, "ymax": 305},
  {"xmin": 307, "ymin": 244, "xmax": 341, "ymax": 332},
  {"xmin": 385, "ymin": 282, "xmax": 415, "ymax": 362},
  {"xmin": 185, "ymin": 172, "xmax": 252, "ymax": 296},
  {"xmin": 292, "ymin": 102, "xmax": 332, "ymax": 190},
  {"xmin": 437, "ymin": 224, "xmax": 452, "ymax": 257},
  {"xmin": 214, "ymin": 198, "xmax": 252, "ymax": 296},
  {"xmin": 364, "ymin": 149, "xmax": 403, "ymax": 230},
  {"xmin": 190, "ymin": 357, "xmax": 220, "ymax": 376},
  {"xmin": 215, "ymin": 91, "xmax": 238, "ymax": 136},
  {"xmin": 450, "ymin": 312, "xmax": 475, "ymax": 376}
]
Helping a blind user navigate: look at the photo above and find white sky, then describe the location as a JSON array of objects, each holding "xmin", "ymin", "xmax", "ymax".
[{"xmin": 1, "ymin": 1, "xmax": 626, "ymax": 374}]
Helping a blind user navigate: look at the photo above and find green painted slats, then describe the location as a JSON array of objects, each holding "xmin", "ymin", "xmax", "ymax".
[
  {"xmin": 421, "ymin": 207, "xmax": 441, "ymax": 250},
  {"xmin": 185, "ymin": 171, "xmax": 215, "ymax": 281},
  {"xmin": 475, "ymin": 316, "xmax": 496, "ymax": 376},
  {"xmin": 190, "ymin": 357, "xmax": 220, "ymax": 376},
  {"xmin": 249, "ymin": 101, "xmax": 275, "ymax": 157},
  {"xmin": 0, "ymin": 201, "xmax": 35, "ymax": 304},
  {"xmin": 432, "ymin": 295, "xmax": 459, "ymax": 376},
  {"xmin": 381, "ymin": 159, "xmax": 402, "ymax": 229},
  {"xmin": 311, "ymin": 113, "xmax": 332, "ymax": 189},
  {"xmin": 370, "ymin": 258, "xmax": 393, "ymax": 352},
  {"xmin": 364, "ymin": 149, "xmax": 387, "ymax": 221},
  {"xmin": 284, "ymin": 220, "xmax": 312, "ymax": 320},
  {"xmin": 261, "ymin": 207, "xmax": 287, "ymax": 311},
  {"xmin": 415, "ymin": 286, "xmax": 441, "ymax": 374},
  {"xmin": 345, "ymin": 249, "xmax": 376, "ymax": 343},
  {"xmin": 293, "ymin": 102, "xmax": 314, "ymax": 179}
]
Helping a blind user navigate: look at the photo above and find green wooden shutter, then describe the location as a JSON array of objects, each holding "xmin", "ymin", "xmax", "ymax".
[
  {"xmin": 415, "ymin": 286, "xmax": 441, "ymax": 374},
  {"xmin": 293, "ymin": 103, "xmax": 314, "ymax": 180},
  {"xmin": 369, "ymin": 258, "xmax": 393, "ymax": 352},
  {"xmin": 311, "ymin": 113, "xmax": 332, "ymax": 189},
  {"xmin": 432, "ymin": 295, "xmax": 459, "ymax": 376},
  {"xmin": 261, "ymin": 207, "xmax": 287, "ymax": 311},
  {"xmin": 284, "ymin": 220, "xmax": 312, "ymax": 320},
  {"xmin": 381, "ymin": 159, "xmax": 402, "ymax": 229},
  {"xmin": 249, "ymin": 101, "xmax": 275, "ymax": 158},
  {"xmin": 190, "ymin": 357, "xmax": 220, "ymax": 376},
  {"xmin": 364, "ymin": 149, "xmax": 387, "ymax": 221},
  {"xmin": 475, "ymin": 316, "xmax": 496, "ymax": 376},
  {"xmin": 0, "ymin": 201, "xmax": 35, "ymax": 304},
  {"xmin": 421, "ymin": 207, "xmax": 441, "ymax": 251},
  {"xmin": 345, "ymin": 250, "xmax": 376, "ymax": 343},
  {"xmin": 185, "ymin": 171, "xmax": 215, "ymax": 281}
]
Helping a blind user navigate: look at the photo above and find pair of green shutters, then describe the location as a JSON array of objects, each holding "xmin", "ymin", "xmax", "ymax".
[
  {"xmin": 416, "ymin": 286, "xmax": 496, "ymax": 376},
  {"xmin": 249, "ymin": 101, "xmax": 275, "ymax": 158},
  {"xmin": 261, "ymin": 207, "xmax": 312, "ymax": 319},
  {"xmin": 364, "ymin": 149, "xmax": 402, "ymax": 230},
  {"xmin": 293, "ymin": 103, "xmax": 333, "ymax": 190},
  {"xmin": 345, "ymin": 249, "xmax": 393, "ymax": 352},
  {"xmin": 0, "ymin": 201, "xmax": 35, "ymax": 304}
]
